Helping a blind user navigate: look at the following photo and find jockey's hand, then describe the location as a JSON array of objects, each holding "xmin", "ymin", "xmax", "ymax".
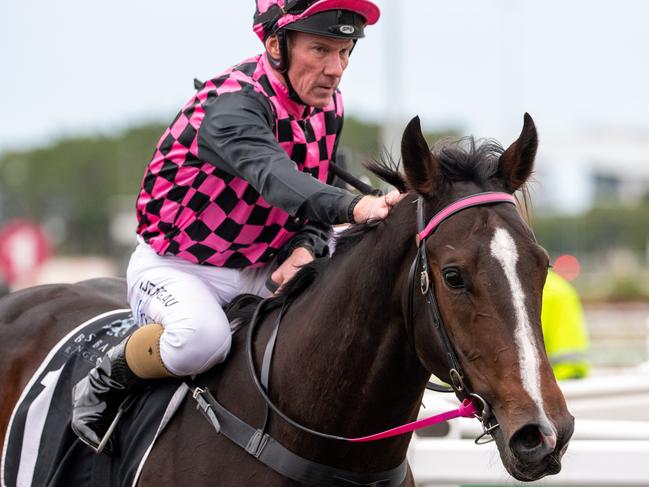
[
  {"xmin": 270, "ymin": 246, "xmax": 314, "ymax": 294},
  {"xmin": 352, "ymin": 189, "xmax": 406, "ymax": 223}
]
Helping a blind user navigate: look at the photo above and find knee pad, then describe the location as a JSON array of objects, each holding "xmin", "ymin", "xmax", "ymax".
[{"xmin": 125, "ymin": 324, "xmax": 174, "ymax": 379}]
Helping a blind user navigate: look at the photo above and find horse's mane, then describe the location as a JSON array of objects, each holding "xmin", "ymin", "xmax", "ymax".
[
  {"xmin": 434, "ymin": 137, "xmax": 503, "ymax": 184},
  {"xmin": 277, "ymin": 136, "xmax": 514, "ymax": 300}
]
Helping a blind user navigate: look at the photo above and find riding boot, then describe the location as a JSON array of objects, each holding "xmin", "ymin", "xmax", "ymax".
[
  {"xmin": 71, "ymin": 338, "xmax": 140, "ymax": 453},
  {"xmin": 71, "ymin": 323, "xmax": 171, "ymax": 453}
]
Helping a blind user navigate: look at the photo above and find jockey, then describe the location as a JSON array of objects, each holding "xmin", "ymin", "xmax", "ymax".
[{"xmin": 71, "ymin": 0, "xmax": 402, "ymax": 452}]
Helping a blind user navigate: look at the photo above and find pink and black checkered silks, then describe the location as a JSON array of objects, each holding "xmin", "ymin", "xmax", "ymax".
[{"xmin": 135, "ymin": 54, "xmax": 343, "ymax": 268}]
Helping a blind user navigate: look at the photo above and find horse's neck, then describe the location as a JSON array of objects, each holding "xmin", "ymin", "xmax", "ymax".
[{"xmin": 269, "ymin": 214, "xmax": 430, "ymax": 470}]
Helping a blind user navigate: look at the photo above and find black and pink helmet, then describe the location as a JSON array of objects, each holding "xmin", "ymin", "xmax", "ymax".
[{"xmin": 253, "ymin": 0, "xmax": 381, "ymax": 42}]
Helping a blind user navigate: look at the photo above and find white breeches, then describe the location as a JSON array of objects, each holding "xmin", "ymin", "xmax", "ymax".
[{"xmin": 126, "ymin": 240, "xmax": 274, "ymax": 376}]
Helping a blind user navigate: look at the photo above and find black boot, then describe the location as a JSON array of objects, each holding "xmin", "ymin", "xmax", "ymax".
[{"xmin": 71, "ymin": 339, "xmax": 141, "ymax": 453}]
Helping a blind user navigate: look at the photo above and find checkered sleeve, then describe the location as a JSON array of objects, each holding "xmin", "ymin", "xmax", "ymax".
[{"xmin": 197, "ymin": 91, "xmax": 357, "ymax": 225}]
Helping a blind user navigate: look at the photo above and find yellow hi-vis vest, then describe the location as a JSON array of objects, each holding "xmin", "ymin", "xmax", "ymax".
[{"xmin": 541, "ymin": 270, "xmax": 590, "ymax": 380}]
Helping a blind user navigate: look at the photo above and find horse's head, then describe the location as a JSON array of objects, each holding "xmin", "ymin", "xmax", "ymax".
[{"xmin": 399, "ymin": 114, "xmax": 573, "ymax": 481}]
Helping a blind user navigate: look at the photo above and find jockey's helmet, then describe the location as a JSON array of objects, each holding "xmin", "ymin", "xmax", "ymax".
[{"xmin": 253, "ymin": 0, "xmax": 380, "ymax": 72}]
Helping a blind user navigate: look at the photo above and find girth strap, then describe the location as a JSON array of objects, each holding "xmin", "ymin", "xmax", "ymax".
[{"xmin": 189, "ymin": 385, "xmax": 408, "ymax": 487}]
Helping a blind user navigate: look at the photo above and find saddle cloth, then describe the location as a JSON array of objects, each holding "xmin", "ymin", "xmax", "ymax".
[{"xmin": 1, "ymin": 310, "xmax": 188, "ymax": 487}]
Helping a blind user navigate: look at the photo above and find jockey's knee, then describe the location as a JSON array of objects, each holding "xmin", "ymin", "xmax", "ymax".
[{"xmin": 158, "ymin": 318, "xmax": 232, "ymax": 376}]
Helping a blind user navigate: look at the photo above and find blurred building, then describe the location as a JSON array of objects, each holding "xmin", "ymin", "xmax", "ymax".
[{"xmin": 535, "ymin": 129, "xmax": 649, "ymax": 214}]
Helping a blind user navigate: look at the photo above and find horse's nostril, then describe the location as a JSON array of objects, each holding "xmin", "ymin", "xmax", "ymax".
[
  {"xmin": 509, "ymin": 423, "xmax": 556, "ymax": 462},
  {"xmin": 512, "ymin": 425, "xmax": 542, "ymax": 450}
]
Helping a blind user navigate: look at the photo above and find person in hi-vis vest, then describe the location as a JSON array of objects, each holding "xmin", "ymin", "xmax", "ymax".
[{"xmin": 542, "ymin": 269, "xmax": 590, "ymax": 380}]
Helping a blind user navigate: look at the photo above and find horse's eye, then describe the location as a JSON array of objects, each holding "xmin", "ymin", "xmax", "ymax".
[{"xmin": 443, "ymin": 268, "xmax": 465, "ymax": 289}]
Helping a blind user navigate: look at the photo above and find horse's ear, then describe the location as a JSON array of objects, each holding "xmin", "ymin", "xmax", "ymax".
[
  {"xmin": 498, "ymin": 113, "xmax": 538, "ymax": 193},
  {"xmin": 401, "ymin": 116, "xmax": 440, "ymax": 196}
]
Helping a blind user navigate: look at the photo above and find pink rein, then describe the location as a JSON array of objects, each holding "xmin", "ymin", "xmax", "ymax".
[{"xmin": 348, "ymin": 399, "xmax": 477, "ymax": 443}]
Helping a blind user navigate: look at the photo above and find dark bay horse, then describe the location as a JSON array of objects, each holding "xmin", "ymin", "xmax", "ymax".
[{"xmin": 0, "ymin": 114, "xmax": 573, "ymax": 485}]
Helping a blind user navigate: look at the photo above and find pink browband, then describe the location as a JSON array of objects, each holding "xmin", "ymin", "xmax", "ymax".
[
  {"xmin": 418, "ymin": 192, "xmax": 517, "ymax": 242},
  {"xmin": 348, "ymin": 399, "xmax": 477, "ymax": 442}
]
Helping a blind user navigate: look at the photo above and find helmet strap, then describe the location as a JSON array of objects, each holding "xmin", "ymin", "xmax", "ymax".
[
  {"xmin": 267, "ymin": 30, "xmax": 306, "ymax": 106},
  {"xmin": 349, "ymin": 39, "xmax": 359, "ymax": 57},
  {"xmin": 267, "ymin": 30, "xmax": 289, "ymax": 72}
]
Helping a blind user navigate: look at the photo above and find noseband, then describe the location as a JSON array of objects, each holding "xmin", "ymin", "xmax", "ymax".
[{"xmin": 407, "ymin": 191, "xmax": 516, "ymax": 442}]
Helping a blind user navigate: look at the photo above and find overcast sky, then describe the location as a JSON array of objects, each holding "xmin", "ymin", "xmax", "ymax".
[{"xmin": 1, "ymin": 0, "xmax": 648, "ymax": 154}]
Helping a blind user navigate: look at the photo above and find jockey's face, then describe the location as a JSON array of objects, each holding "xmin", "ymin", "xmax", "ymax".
[{"xmin": 267, "ymin": 31, "xmax": 354, "ymax": 108}]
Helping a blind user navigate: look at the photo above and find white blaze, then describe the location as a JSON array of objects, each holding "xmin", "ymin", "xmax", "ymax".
[{"xmin": 490, "ymin": 227, "xmax": 545, "ymax": 411}]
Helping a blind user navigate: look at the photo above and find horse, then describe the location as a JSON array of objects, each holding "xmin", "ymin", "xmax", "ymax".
[{"xmin": 0, "ymin": 114, "xmax": 573, "ymax": 486}]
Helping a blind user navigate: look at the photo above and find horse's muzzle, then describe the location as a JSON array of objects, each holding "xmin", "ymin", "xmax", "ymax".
[{"xmin": 505, "ymin": 416, "xmax": 574, "ymax": 481}]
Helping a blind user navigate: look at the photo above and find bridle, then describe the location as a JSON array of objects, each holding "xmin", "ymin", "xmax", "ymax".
[
  {"xmin": 407, "ymin": 191, "xmax": 517, "ymax": 443},
  {"xmin": 243, "ymin": 191, "xmax": 516, "ymax": 444}
]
